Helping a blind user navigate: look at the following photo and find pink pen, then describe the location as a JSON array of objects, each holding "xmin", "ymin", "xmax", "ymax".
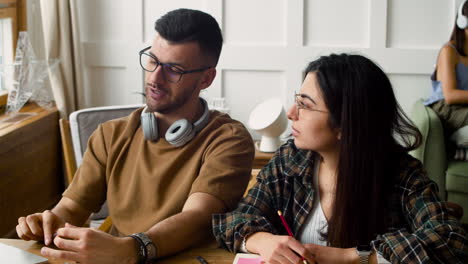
[{"xmin": 277, "ymin": 210, "xmax": 308, "ymax": 264}]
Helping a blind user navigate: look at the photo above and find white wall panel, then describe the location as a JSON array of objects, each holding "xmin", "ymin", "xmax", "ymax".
[
  {"xmin": 223, "ymin": 70, "xmax": 285, "ymax": 137},
  {"xmin": 304, "ymin": 0, "xmax": 370, "ymax": 47},
  {"xmin": 387, "ymin": 0, "xmax": 453, "ymax": 48},
  {"xmin": 87, "ymin": 68, "xmax": 142, "ymax": 107},
  {"xmin": 75, "ymin": 0, "xmax": 460, "ymax": 141},
  {"xmin": 388, "ymin": 74, "xmax": 433, "ymax": 115},
  {"xmin": 76, "ymin": 0, "xmax": 126, "ymax": 42},
  {"xmin": 223, "ymin": 0, "xmax": 286, "ymax": 45}
]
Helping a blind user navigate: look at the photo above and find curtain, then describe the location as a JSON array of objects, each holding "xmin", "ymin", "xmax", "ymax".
[{"xmin": 33, "ymin": 0, "xmax": 83, "ymax": 118}]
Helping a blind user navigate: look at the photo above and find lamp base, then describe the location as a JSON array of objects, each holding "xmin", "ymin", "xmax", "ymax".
[{"xmin": 257, "ymin": 136, "xmax": 282, "ymax": 153}]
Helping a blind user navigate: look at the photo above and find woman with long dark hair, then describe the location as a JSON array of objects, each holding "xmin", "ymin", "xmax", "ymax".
[
  {"xmin": 213, "ymin": 54, "xmax": 467, "ymax": 263},
  {"xmin": 425, "ymin": 0, "xmax": 468, "ymax": 158}
]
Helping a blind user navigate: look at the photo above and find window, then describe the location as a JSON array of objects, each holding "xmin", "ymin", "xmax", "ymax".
[
  {"xmin": 0, "ymin": 19, "xmax": 3, "ymax": 92},
  {"xmin": 0, "ymin": 1, "xmax": 17, "ymax": 95},
  {"xmin": 0, "ymin": 17, "xmax": 14, "ymax": 92}
]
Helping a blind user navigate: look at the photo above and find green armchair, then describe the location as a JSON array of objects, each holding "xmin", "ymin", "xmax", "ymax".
[{"xmin": 410, "ymin": 99, "xmax": 468, "ymax": 223}]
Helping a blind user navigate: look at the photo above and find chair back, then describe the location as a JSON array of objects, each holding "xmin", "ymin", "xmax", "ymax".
[
  {"xmin": 69, "ymin": 105, "xmax": 142, "ymax": 167},
  {"xmin": 60, "ymin": 104, "xmax": 141, "ymax": 185},
  {"xmin": 59, "ymin": 119, "xmax": 77, "ymax": 185}
]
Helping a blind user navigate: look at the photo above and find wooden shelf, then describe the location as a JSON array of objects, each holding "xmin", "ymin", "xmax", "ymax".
[
  {"xmin": 0, "ymin": 103, "xmax": 62, "ymax": 237},
  {"xmin": 0, "ymin": 103, "xmax": 55, "ymax": 134},
  {"xmin": 253, "ymin": 147, "xmax": 274, "ymax": 169}
]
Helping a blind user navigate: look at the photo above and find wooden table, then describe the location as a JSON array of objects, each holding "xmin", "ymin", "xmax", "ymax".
[
  {"xmin": 0, "ymin": 239, "xmax": 69, "ymax": 264},
  {"xmin": 0, "ymin": 103, "xmax": 62, "ymax": 237},
  {"xmin": 253, "ymin": 148, "xmax": 274, "ymax": 169},
  {"xmin": 0, "ymin": 239, "xmax": 236, "ymax": 264}
]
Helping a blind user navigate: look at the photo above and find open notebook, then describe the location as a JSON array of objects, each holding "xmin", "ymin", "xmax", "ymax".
[
  {"xmin": 233, "ymin": 253, "xmax": 264, "ymax": 264},
  {"xmin": 233, "ymin": 252, "xmax": 390, "ymax": 264},
  {"xmin": 0, "ymin": 243, "xmax": 47, "ymax": 264}
]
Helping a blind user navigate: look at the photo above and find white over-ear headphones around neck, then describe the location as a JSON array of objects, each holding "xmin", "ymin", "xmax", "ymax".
[
  {"xmin": 457, "ymin": 1, "xmax": 468, "ymax": 29},
  {"xmin": 140, "ymin": 98, "xmax": 210, "ymax": 147}
]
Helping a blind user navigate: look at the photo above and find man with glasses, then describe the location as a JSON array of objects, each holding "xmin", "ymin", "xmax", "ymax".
[{"xmin": 16, "ymin": 8, "xmax": 254, "ymax": 264}]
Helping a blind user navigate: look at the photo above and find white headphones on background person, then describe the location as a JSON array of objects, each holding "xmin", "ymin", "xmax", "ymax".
[
  {"xmin": 140, "ymin": 97, "xmax": 210, "ymax": 147},
  {"xmin": 457, "ymin": 0, "xmax": 468, "ymax": 29}
]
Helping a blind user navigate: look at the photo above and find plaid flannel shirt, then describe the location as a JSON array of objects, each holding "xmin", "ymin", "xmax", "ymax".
[{"xmin": 212, "ymin": 140, "xmax": 467, "ymax": 263}]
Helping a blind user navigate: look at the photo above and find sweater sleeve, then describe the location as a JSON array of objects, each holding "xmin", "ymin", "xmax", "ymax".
[
  {"xmin": 63, "ymin": 124, "xmax": 108, "ymax": 213},
  {"xmin": 371, "ymin": 168, "xmax": 468, "ymax": 263},
  {"xmin": 190, "ymin": 122, "xmax": 255, "ymax": 211},
  {"xmin": 212, "ymin": 140, "xmax": 315, "ymax": 253}
]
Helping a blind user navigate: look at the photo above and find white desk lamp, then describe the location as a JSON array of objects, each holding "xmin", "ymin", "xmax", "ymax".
[{"xmin": 248, "ymin": 98, "xmax": 287, "ymax": 152}]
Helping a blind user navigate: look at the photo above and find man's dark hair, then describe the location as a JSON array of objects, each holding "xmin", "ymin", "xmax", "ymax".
[{"xmin": 155, "ymin": 8, "xmax": 223, "ymax": 66}]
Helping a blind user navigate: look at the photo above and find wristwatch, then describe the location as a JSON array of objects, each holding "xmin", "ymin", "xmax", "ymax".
[
  {"xmin": 129, "ymin": 232, "xmax": 158, "ymax": 263},
  {"xmin": 356, "ymin": 245, "xmax": 372, "ymax": 264}
]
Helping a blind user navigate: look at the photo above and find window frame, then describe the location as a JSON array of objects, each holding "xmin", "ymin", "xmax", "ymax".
[{"xmin": 0, "ymin": 0, "xmax": 18, "ymax": 103}]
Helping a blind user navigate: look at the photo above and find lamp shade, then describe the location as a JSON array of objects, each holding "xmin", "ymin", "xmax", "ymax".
[{"xmin": 248, "ymin": 98, "xmax": 287, "ymax": 152}]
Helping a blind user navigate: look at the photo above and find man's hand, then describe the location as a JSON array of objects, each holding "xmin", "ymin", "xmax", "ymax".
[
  {"xmin": 16, "ymin": 210, "xmax": 65, "ymax": 245},
  {"xmin": 246, "ymin": 232, "xmax": 315, "ymax": 264},
  {"xmin": 16, "ymin": 197, "xmax": 92, "ymax": 246},
  {"xmin": 303, "ymin": 244, "xmax": 358, "ymax": 264},
  {"xmin": 40, "ymin": 223, "xmax": 138, "ymax": 264}
]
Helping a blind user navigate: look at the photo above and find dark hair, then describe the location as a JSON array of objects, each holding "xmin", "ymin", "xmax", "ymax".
[
  {"xmin": 304, "ymin": 53, "xmax": 422, "ymax": 248},
  {"xmin": 450, "ymin": 1, "xmax": 468, "ymax": 56},
  {"xmin": 155, "ymin": 8, "xmax": 223, "ymax": 66}
]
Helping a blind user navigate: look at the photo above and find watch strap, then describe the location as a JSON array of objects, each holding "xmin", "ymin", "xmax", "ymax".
[
  {"xmin": 359, "ymin": 254, "xmax": 370, "ymax": 264},
  {"xmin": 356, "ymin": 245, "xmax": 372, "ymax": 264},
  {"xmin": 129, "ymin": 234, "xmax": 146, "ymax": 264},
  {"xmin": 129, "ymin": 233, "xmax": 158, "ymax": 263}
]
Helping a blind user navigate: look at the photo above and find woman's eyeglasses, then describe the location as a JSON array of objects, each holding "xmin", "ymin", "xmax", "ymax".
[{"xmin": 294, "ymin": 92, "xmax": 328, "ymax": 115}]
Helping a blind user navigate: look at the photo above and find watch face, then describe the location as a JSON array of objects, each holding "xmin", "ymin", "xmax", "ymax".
[{"xmin": 357, "ymin": 245, "xmax": 372, "ymax": 252}]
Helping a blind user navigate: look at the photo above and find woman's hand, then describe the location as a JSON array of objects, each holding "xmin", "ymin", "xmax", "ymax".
[
  {"xmin": 303, "ymin": 244, "xmax": 359, "ymax": 264},
  {"xmin": 246, "ymin": 232, "xmax": 315, "ymax": 264}
]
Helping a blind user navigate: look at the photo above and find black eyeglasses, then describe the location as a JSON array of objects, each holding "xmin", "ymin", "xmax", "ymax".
[{"xmin": 139, "ymin": 46, "xmax": 212, "ymax": 83}]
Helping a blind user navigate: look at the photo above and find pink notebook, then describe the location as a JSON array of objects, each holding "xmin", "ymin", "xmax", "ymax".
[{"xmin": 232, "ymin": 253, "xmax": 264, "ymax": 264}]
